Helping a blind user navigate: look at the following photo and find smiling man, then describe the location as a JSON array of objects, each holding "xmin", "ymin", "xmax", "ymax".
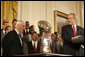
[
  {"xmin": 2, "ymin": 20, "xmax": 25, "ymax": 56},
  {"xmin": 62, "ymin": 13, "xmax": 84, "ymax": 56}
]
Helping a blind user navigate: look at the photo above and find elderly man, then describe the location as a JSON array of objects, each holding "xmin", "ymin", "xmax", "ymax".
[
  {"xmin": 2, "ymin": 20, "xmax": 25, "ymax": 56},
  {"xmin": 62, "ymin": 13, "xmax": 84, "ymax": 56}
]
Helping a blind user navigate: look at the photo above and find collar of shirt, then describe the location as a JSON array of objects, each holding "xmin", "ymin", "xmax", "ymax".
[
  {"xmin": 15, "ymin": 29, "xmax": 19, "ymax": 35},
  {"xmin": 32, "ymin": 40, "xmax": 38, "ymax": 48},
  {"xmin": 3, "ymin": 30, "xmax": 5, "ymax": 34},
  {"xmin": 25, "ymin": 28, "xmax": 29, "ymax": 32},
  {"xmin": 15, "ymin": 29, "xmax": 23, "ymax": 38}
]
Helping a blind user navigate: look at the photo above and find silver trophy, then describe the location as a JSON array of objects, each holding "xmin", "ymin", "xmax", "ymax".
[{"xmin": 38, "ymin": 20, "xmax": 52, "ymax": 53}]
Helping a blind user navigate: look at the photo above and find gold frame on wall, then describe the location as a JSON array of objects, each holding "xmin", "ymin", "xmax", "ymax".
[{"xmin": 54, "ymin": 10, "xmax": 68, "ymax": 32}]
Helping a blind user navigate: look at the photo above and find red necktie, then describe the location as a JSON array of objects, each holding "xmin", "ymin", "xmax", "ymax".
[
  {"xmin": 73, "ymin": 25, "xmax": 76, "ymax": 37},
  {"xmin": 34, "ymin": 42, "xmax": 36, "ymax": 52}
]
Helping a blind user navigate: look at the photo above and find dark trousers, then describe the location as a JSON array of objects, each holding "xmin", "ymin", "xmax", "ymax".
[
  {"xmin": 62, "ymin": 44, "xmax": 76, "ymax": 56},
  {"xmin": 76, "ymin": 47, "xmax": 84, "ymax": 56}
]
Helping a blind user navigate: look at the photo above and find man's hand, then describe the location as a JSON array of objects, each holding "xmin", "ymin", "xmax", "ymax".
[
  {"xmin": 81, "ymin": 45, "xmax": 84, "ymax": 48},
  {"xmin": 71, "ymin": 36, "xmax": 81, "ymax": 40}
]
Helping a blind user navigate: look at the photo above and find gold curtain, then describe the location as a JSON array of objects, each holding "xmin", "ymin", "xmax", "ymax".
[{"xmin": 1, "ymin": 1, "xmax": 18, "ymax": 29}]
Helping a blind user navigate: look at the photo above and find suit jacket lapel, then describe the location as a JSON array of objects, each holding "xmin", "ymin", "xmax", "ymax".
[
  {"xmin": 36, "ymin": 41, "xmax": 39, "ymax": 52},
  {"xmin": 76, "ymin": 26, "xmax": 80, "ymax": 35},
  {"xmin": 36, "ymin": 41, "xmax": 41, "ymax": 53},
  {"xmin": 69, "ymin": 25, "xmax": 74, "ymax": 37},
  {"xmin": 30, "ymin": 41, "xmax": 34, "ymax": 52},
  {"xmin": 13, "ymin": 30, "xmax": 22, "ymax": 47}
]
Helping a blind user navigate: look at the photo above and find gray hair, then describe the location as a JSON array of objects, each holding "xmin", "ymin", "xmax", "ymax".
[{"xmin": 16, "ymin": 20, "xmax": 25, "ymax": 27}]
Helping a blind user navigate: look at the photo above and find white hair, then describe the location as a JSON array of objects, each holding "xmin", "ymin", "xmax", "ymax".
[{"xmin": 16, "ymin": 20, "xmax": 25, "ymax": 27}]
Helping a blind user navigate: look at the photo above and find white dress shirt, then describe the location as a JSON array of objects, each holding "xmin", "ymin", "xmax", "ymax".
[
  {"xmin": 25, "ymin": 29, "xmax": 29, "ymax": 33},
  {"xmin": 3, "ymin": 30, "xmax": 5, "ymax": 34},
  {"xmin": 72, "ymin": 24, "xmax": 77, "ymax": 33},
  {"xmin": 32, "ymin": 40, "xmax": 38, "ymax": 49}
]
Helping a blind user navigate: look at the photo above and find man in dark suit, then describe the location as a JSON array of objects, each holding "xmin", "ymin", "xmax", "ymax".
[
  {"xmin": 2, "ymin": 21, "xmax": 25, "ymax": 56},
  {"xmin": 62, "ymin": 13, "xmax": 84, "ymax": 56},
  {"xmin": 28, "ymin": 31, "xmax": 41, "ymax": 54},
  {"xmin": 23, "ymin": 21, "xmax": 29, "ymax": 36}
]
